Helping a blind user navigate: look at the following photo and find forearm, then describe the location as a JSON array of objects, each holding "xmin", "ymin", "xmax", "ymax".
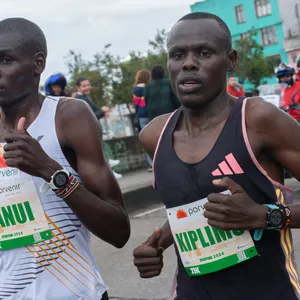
[
  {"xmin": 64, "ymin": 185, "xmax": 130, "ymax": 248},
  {"xmin": 288, "ymin": 205, "xmax": 300, "ymax": 228},
  {"xmin": 158, "ymin": 220, "xmax": 174, "ymax": 250}
]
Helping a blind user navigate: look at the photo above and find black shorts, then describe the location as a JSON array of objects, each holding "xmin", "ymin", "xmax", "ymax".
[{"xmin": 101, "ymin": 291, "xmax": 109, "ymax": 300}]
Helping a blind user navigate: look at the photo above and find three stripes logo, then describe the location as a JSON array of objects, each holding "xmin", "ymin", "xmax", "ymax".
[{"xmin": 212, "ymin": 153, "xmax": 244, "ymax": 176}]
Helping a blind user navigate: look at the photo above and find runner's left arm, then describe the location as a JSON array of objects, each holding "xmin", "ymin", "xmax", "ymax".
[
  {"xmin": 56, "ymin": 99, "xmax": 130, "ymax": 247},
  {"xmin": 204, "ymin": 97, "xmax": 300, "ymax": 230},
  {"xmin": 252, "ymin": 98, "xmax": 300, "ymax": 228}
]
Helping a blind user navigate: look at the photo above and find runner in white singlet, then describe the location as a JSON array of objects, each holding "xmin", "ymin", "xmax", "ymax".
[{"xmin": 0, "ymin": 18, "xmax": 130, "ymax": 300}]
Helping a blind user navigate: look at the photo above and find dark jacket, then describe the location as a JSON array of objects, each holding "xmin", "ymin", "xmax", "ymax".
[
  {"xmin": 145, "ymin": 78, "xmax": 181, "ymax": 121},
  {"xmin": 75, "ymin": 93, "xmax": 105, "ymax": 119}
]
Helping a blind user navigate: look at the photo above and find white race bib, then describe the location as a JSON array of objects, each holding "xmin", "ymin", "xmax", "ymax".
[
  {"xmin": 167, "ymin": 191, "xmax": 257, "ymax": 276},
  {"xmin": 0, "ymin": 175, "xmax": 52, "ymax": 250}
]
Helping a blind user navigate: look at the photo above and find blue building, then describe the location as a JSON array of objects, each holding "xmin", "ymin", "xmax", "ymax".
[{"xmin": 190, "ymin": 0, "xmax": 289, "ymax": 89}]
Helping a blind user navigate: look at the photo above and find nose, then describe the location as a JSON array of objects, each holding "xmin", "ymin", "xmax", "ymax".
[{"xmin": 183, "ymin": 53, "xmax": 199, "ymax": 71}]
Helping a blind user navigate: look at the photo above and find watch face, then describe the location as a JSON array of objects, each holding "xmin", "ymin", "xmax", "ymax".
[
  {"xmin": 269, "ymin": 210, "xmax": 283, "ymax": 227},
  {"xmin": 54, "ymin": 172, "xmax": 69, "ymax": 189}
]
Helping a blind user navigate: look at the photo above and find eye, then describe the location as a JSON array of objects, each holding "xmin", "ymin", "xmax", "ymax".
[
  {"xmin": 199, "ymin": 51, "xmax": 211, "ymax": 58},
  {"xmin": 172, "ymin": 52, "xmax": 184, "ymax": 60},
  {"xmin": 1, "ymin": 57, "xmax": 12, "ymax": 65}
]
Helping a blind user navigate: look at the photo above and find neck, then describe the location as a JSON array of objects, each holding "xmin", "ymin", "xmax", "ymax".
[
  {"xmin": 182, "ymin": 91, "xmax": 235, "ymax": 137},
  {"xmin": 1, "ymin": 93, "xmax": 43, "ymax": 131}
]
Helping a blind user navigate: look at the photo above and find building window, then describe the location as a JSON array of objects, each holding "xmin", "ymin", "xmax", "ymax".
[
  {"xmin": 240, "ymin": 32, "xmax": 250, "ymax": 39},
  {"xmin": 235, "ymin": 5, "xmax": 245, "ymax": 24},
  {"xmin": 255, "ymin": 0, "xmax": 272, "ymax": 17},
  {"xmin": 261, "ymin": 26, "xmax": 278, "ymax": 46}
]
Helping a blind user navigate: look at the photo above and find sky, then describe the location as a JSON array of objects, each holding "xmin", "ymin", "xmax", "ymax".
[{"xmin": 1, "ymin": 0, "xmax": 192, "ymax": 86}]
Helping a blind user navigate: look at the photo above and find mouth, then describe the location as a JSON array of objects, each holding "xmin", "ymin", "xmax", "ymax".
[{"xmin": 178, "ymin": 76, "xmax": 202, "ymax": 93}]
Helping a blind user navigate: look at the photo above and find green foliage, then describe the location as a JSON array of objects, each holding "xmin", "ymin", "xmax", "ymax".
[
  {"xmin": 65, "ymin": 29, "xmax": 169, "ymax": 106},
  {"xmin": 234, "ymin": 30, "xmax": 273, "ymax": 88}
]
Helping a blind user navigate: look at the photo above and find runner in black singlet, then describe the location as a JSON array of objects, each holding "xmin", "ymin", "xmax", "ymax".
[{"xmin": 133, "ymin": 12, "xmax": 300, "ymax": 300}]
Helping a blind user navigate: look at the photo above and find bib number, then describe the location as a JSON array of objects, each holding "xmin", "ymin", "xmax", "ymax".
[
  {"xmin": 0, "ymin": 175, "xmax": 52, "ymax": 250},
  {"xmin": 167, "ymin": 191, "xmax": 257, "ymax": 276}
]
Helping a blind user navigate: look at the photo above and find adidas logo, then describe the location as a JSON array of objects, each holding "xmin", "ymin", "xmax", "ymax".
[{"xmin": 212, "ymin": 153, "xmax": 244, "ymax": 176}]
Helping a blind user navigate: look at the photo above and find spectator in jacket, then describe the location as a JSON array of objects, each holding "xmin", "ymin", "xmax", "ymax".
[
  {"xmin": 75, "ymin": 77, "xmax": 109, "ymax": 119},
  {"xmin": 133, "ymin": 69, "xmax": 151, "ymax": 130},
  {"xmin": 227, "ymin": 76, "xmax": 245, "ymax": 97},
  {"xmin": 145, "ymin": 65, "xmax": 181, "ymax": 122},
  {"xmin": 45, "ymin": 73, "xmax": 68, "ymax": 97}
]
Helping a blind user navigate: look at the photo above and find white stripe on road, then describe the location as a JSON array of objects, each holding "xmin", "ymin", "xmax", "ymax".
[{"xmin": 133, "ymin": 206, "xmax": 165, "ymax": 218}]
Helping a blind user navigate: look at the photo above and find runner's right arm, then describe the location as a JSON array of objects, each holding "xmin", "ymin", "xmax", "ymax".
[{"xmin": 133, "ymin": 115, "xmax": 174, "ymax": 278}]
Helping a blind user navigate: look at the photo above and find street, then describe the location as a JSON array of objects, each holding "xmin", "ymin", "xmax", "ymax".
[{"xmin": 91, "ymin": 177, "xmax": 300, "ymax": 300}]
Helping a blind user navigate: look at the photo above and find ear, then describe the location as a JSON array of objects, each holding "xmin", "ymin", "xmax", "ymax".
[
  {"xmin": 34, "ymin": 52, "xmax": 46, "ymax": 76},
  {"xmin": 228, "ymin": 49, "xmax": 237, "ymax": 73}
]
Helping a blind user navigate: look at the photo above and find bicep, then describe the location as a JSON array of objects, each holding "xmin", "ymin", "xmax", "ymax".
[{"xmin": 59, "ymin": 102, "xmax": 124, "ymax": 207}]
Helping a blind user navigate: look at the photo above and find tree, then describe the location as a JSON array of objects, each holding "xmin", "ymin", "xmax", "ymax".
[
  {"xmin": 111, "ymin": 29, "xmax": 169, "ymax": 105},
  {"xmin": 65, "ymin": 29, "xmax": 170, "ymax": 107},
  {"xmin": 234, "ymin": 30, "xmax": 273, "ymax": 88}
]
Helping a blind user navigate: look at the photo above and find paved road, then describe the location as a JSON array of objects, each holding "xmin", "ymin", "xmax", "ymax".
[{"xmin": 91, "ymin": 178, "xmax": 300, "ymax": 300}]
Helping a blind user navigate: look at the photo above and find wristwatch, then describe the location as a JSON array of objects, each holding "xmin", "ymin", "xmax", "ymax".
[
  {"xmin": 40, "ymin": 168, "xmax": 71, "ymax": 194},
  {"xmin": 264, "ymin": 204, "xmax": 284, "ymax": 229}
]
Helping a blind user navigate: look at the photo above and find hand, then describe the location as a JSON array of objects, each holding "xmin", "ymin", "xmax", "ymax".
[
  {"xmin": 3, "ymin": 117, "xmax": 62, "ymax": 181},
  {"xmin": 203, "ymin": 177, "xmax": 267, "ymax": 230},
  {"xmin": 101, "ymin": 106, "xmax": 109, "ymax": 113},
  {"xmin": 133, "ymin": 227, "xmax": 164, "ymax": 278},
  {"xmin": 234, "ymin": 82, "xmax": 242, "ymax": 88}
]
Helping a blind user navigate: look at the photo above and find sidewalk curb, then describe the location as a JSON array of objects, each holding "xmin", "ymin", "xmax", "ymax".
[{"xmin": 123, "ymin": 184, "xmax": 163, "ymax": 214}]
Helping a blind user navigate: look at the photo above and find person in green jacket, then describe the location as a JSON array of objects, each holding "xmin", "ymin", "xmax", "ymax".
[{"xmin": 145, "ymin": 65, "xmax": 181, "ymax": 121}]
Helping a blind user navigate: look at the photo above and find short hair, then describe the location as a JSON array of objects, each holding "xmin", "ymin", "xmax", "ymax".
[
  {"xmin": 0, "ymin": 18, "xmax": 47, "ymax": 57},
  {"xmin": 151, "ymin": 65, "xmax": 165, "ymax": 80},
  {"xmin": 168, "ymin": 12, "xmax": 232, "ymax": 52},
  {"xmin": 76, "ymin": 76, "xmax": 89, "ymax": 87}
]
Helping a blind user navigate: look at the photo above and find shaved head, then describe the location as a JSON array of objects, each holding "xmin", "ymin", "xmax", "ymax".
[
  {"xmin": 0, "ymin": 18, "xmax": 47, "ymax": 57},
  {"xmin": 168, "ymin": 12, "xmax": 232, "ymax": 53}
]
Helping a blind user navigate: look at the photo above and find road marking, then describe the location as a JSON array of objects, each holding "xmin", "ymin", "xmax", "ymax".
[{"xmin": 133, "ymin": 206, "xmax": 165, "ymax": 218}]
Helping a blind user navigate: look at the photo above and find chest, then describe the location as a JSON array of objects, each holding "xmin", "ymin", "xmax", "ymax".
[{"xmin": 173, "ymin": 123, "xmax": 226, "ymax": 164}]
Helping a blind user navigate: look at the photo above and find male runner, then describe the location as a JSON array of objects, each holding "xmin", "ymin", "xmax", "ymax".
[
  {"xmin": 0, "ymin": 18, "xmax": 130, "ymax": 299},
  {"xmin": 133, "ymin": 12, "xmax": 300, "ymax": 299}
]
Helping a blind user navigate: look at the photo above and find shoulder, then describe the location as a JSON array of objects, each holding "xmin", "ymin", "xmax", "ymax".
[
  {"xmin": 244, "ymin": 96, "xmax": 294, "ymax": 146},
  {"xmin": 55, "ymin": 97, "xmax": 102, "ymax": 147},
  {"xmin": 245, "ymin": 96, "xmax": 282, "ymax": 126},
  {"xmin": 57, "ymin": 97, "xmax": 92, "ymax": 117},
  {"xmin": 56, "ymin": 97, "xmax": 99, "ymax": 130},
  {"xmin": 139, "ymin": 113, "xmax": 173, "ymax": 157}
]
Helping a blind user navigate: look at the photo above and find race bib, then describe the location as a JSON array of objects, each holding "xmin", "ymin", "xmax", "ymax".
[
  {"xmin": 0, "ymin": 176, "xmax": 52, "ymax": 250},
  {"xmin": 0, "ymin": 144, "xmax": 19, "ymax": 182},
  {"xmin": 167, "ymin": 191, "xmax": 257, "ymax": 276}
]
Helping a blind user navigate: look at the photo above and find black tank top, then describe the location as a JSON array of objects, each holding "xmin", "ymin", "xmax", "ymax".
[{"xmin": 154, "ymin": 97, "xmax": 300, "ymax": 300}]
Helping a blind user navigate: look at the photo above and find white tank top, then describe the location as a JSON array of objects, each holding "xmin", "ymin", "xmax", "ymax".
[{"xmin": 0, "ymin": 97, "xmax": 107, "ymax": 299}]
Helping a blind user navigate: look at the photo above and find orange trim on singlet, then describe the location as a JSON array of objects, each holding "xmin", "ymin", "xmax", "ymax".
[{"xmin": 26, "ymin": 245, "xmax": 79, "ymax": 297}]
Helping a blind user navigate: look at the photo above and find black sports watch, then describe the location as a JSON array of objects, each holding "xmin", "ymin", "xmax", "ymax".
[{"xmin": 264, "ymin": 204, "xmax": 284, "ymax": 229}]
